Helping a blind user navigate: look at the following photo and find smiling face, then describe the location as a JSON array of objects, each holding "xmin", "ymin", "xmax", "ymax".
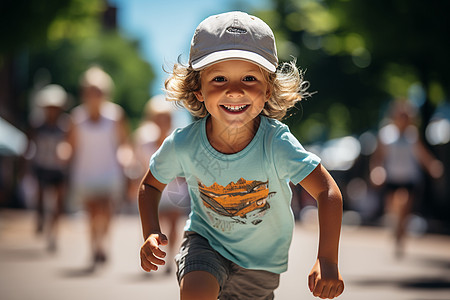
[{"xmin": 194, "ymin": 60, "xmax": 270, "ymax": 132}]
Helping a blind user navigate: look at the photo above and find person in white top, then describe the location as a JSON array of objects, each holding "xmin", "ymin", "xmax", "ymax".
[
  {"xmin": 67, "ymin": 66, "xmax": 130, "ymax": 269},
  {"xmin": 371, "ymin": 100, "xmax": 443, "ymax": 257}
]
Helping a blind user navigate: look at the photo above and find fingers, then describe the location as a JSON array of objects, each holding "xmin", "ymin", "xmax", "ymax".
[
  {"xmin": 141, "ymin": 243, "xmax": 166, "ymax": 263},
  {"xmin": 158, "ymin": 233, "xmax": 169, "ymax": 246},
  {"xmin": 140, "ymin": 234, "xmax": 168, "ymax": 272},
  {"xmin": 310, "ymin": 277, "xmax": 344, "ymax": 299},
  {"xmin": 140, "ymin": 250, "xmax": 165, "ymax": 272},
  {"xmin": 308, "ymin": 272, "xmax": 317, "ymax": 292},
  {"xmin": 320, "ymin": 284, "xmax": 331, "ymax": 299},
  {"xmin": 309, "ymin": 259, "xmax": 344, "ymax": 299},
  {"xmin": 312, "ymin": 278, "xmax": 324, "ymax": 298},
  {"xmin": 141, "ymin": 255, "xmax": 158, "ymax": 272},
  {"xmin": 336, "ymin": 282, "xmax": 344, "ymax": 297},
  {"xmin": 327, "ymin": 285, "xmax": 337, "ymax": 299},
  {"xmin": 149, "ymin": 236, "xmax": 167, "ymax": 258}
]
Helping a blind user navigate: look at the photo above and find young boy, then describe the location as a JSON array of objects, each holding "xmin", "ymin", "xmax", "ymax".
[{"xmin": 139, "ymin": 11, "xmax": 344, "ymax": 299}]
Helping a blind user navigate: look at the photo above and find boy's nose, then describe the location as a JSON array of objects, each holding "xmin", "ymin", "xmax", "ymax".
[{"xmin": 225, "ymin": 82, "xmax": 244, "ymax": 97}]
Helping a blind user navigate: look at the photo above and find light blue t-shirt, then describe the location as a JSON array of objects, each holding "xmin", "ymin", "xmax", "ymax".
[{"xmin": 150, "ymin": 115, "xmax": 320, "ymax": 274}]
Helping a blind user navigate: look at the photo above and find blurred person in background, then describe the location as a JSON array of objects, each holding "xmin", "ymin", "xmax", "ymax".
[
  {"xmin": 370, "ymin": 99, "xmax": 444, "ymax": 258},
  {"xmin": 132, "ymin": 95, "xmax": 189, "ymax": 274},
  {"xmin": 67, "ymin": 66, "xmax": 130, "ymax": 270},
  {"xmin": 29, "ymin": 84, "xmax": 70, "ymax": 252}
]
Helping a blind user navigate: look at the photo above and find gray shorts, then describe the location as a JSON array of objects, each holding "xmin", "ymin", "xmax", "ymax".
[{"xmin": 175, "ymin": 231, "xmax": 280, "ymax": 300}]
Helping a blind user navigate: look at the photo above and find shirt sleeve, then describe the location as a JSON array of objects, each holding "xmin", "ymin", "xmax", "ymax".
[
  {"xmin": 149, "ymin": 130, "xmax": 184, "ymax": 184},
  {"xmin": 273, "ymin": 126, "xmax": 321, "ymax": 185}
]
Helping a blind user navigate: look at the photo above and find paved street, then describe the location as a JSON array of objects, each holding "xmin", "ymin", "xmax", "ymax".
[{"xmin": 1, "ymin": 209, "xmax": 449, "ymax": 300}]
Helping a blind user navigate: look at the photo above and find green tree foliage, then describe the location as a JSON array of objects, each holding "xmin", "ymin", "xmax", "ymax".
[
  {"xmin": 322, "ymin": 0, "xmax": 450, "ymax": 125},
  {"xmin": 0, "ymin": 0, "xmax": 72, "ymax": 52},
  {"xmin": 254, "ymin": 0, "xmax": 449, "ymax": 143},
  {"xmin": 1, "ymin": 0, "xmax": 154, "ymax": 128},
  {"xmin": 29, "ymin": 33, "xmax": 154, "ymax": 128}
]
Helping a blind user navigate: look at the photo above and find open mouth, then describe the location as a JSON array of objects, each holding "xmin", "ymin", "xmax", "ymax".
[{"xmin": 221, "ymin": 104, "xmax": 249, "ymax": 113}]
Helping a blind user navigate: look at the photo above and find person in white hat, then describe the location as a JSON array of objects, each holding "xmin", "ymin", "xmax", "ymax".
[
  {"xmin": 139, "ymin": 11, "xmax": 344, "ymax": 299},
  {"xmin": 30, "ymin": 84, "xmax": 70, "ymax": 252},
  {"xmin": 67, "ymin": 66, "xmax": 130, "ymax": 270}
]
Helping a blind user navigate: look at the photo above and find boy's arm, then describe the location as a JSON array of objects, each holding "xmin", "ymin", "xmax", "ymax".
[
  {"xmin": 414, "ymin": 140, "xmax": 444, "ymax": 179},
  {"xmin": 300, "ymin": 163, "xmax": 344, "ymax": 299},
  {"xmin": 138, "ymin": 169, "xmax": 168, "ymax": 272}
]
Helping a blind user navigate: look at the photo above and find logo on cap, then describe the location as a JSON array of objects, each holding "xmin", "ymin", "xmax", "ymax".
[{"xmin": 226, "ymin": 26, "xmax": 247, "ymax": 34}]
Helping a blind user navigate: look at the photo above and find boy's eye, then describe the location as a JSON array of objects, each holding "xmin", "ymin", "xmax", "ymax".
[
  {"xmin": 212, "ymin": 76, "xmax": 226, "ymax": 82},
  {"xmin": 243, "ymin": 76, "xmax": 256, "ymax": 82}
]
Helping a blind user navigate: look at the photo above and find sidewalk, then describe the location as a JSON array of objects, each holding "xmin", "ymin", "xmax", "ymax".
[{"xmin": 0, "ymin": 209, "xmax": 449, "ymax": 300}]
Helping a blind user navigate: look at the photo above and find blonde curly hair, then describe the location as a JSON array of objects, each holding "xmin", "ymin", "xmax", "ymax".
[{"xmin": 164, "ymin": 60, "xmax": 310, "ymax": 121}]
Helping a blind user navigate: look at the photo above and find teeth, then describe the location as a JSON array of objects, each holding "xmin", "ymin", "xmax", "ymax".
[{"xmin": 223, "ymin": 105, "xmax": 247, "ymax": 112}]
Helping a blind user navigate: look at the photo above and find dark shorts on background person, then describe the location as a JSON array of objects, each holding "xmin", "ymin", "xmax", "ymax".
[
  {"xmin": 385, "ymin": 182, "xmax": 417, "ymax": 193},
  {"xmin": 175, "ymin": 231, "xmax": 280, "ymax": 300},
  {"xmin": 32, "ymin": 166, "xmax": 66, "ymax": 186}
]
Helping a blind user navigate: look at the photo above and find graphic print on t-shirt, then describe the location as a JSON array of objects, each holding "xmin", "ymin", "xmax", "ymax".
[{"xmin": 198, "ymin": 178, "xmax": 275, "ymax": 231}]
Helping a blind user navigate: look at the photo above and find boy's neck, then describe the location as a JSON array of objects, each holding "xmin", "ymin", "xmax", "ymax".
[{"xmin": 206, "ymin": 116, "xmax": 261, "ymax": 154}]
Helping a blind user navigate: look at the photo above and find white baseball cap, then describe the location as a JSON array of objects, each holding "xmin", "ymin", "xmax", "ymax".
[
  {"xmin": 189, "ymin": 11, "xmax": 278, "ymax": 73},
  {"xmin": 35, "ymin": 84, "xmax": 67, "ymax": 108}
]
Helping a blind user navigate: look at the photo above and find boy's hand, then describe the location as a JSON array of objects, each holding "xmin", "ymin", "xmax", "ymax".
[
  {"xmin": 140, "ymin": 232, "xmax": 168, "ymax": 272},
  {"xmin": 308, "ymin": 258, "xmax": 344, "ymax": 299}
]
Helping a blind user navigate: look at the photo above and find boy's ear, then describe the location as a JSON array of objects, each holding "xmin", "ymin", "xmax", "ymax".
[{"xmin": 194, "ymin": 91, "xmax": 204, "ymax": 102}]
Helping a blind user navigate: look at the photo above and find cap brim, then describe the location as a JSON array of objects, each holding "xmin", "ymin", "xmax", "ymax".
[
  {"xmin": 191, "ymin": 50, "xmax": 276, "ymax": 73},
  {"xmin": 37, "ymin": 99, "xmax": 65, "ymax": 108}
]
